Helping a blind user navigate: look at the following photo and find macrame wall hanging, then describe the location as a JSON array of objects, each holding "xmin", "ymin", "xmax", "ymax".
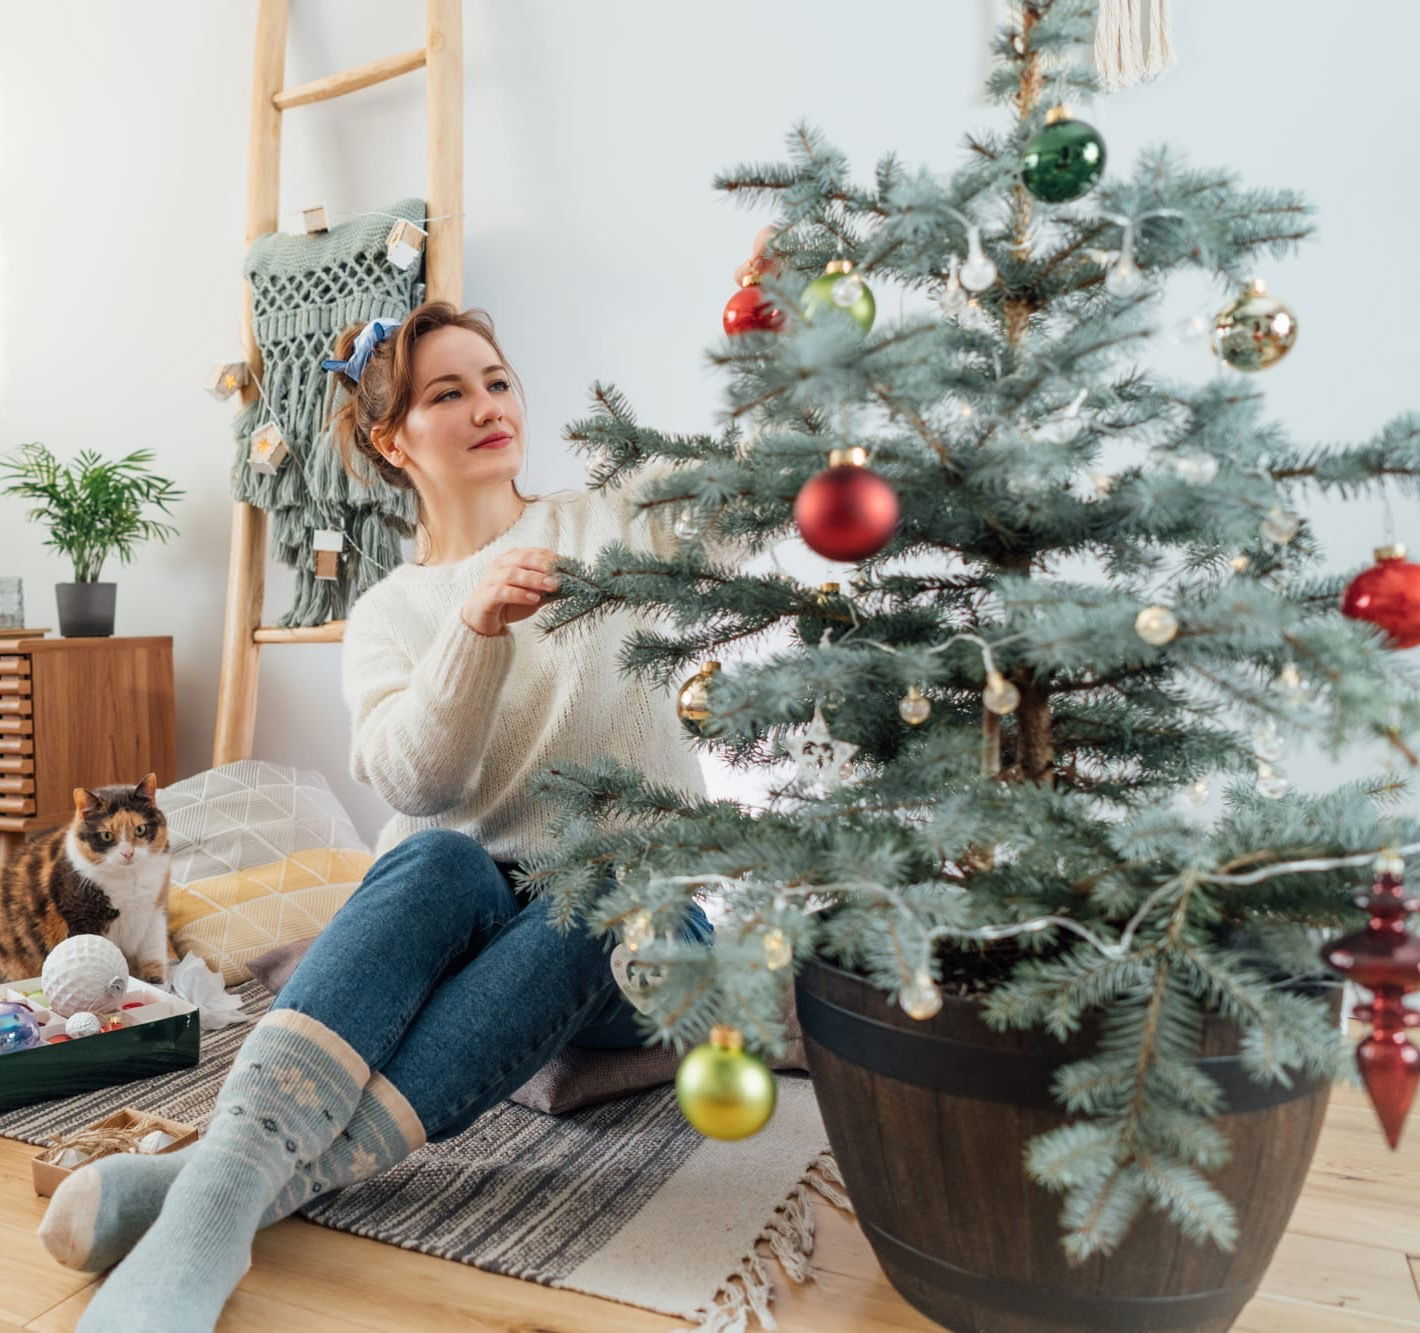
[
  {"xmin": 229, "ymin": 197, "xmax": 427, "ymax": 627},
  {"xmin": 1094, "ymin": 0, "xmax": 1174, "ymax": 90}
]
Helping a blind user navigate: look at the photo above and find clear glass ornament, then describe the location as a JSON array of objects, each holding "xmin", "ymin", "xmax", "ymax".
[
  {"xmin": 935, "ymin": 255, "xmax": 968, "ymax": 316},
  {"xmin": 1256, "ymin": 763, "xmax": 1290, "ymax": 799},
  {"xmin": 673, "ymin": 510, "xmax": 703, "ymax": 540},
  {"xmin": 1252, "ymin": 720, "xmax": 1284, "ymax": 763},
  {"xmin": 624, "ymin": 908, "xmax": 653, "ymax": 953},
  {"xmin": 832, "ymin": 274, "xmax": 865, "ymax": 308},
  {"xmin": 1089, "ymin": 472, "xmax": 1115, "ymax": 499},
  {"xmin": 1134, "ymin": 605, "xmax": 1178, "ymax": 646},
  {"xmin": 1261, "ymin": 507, "xmax": 1300, "ymax": 545},
  {"xmin": 898, "ymin": 685, "xmax": 932, "ymax": 726},
  {"xmin": 960, "ymin": 228, "xmax": 997, "ymax": 292},
  {"xmin": 1172, "ymin": 454, "xmax": 1219, "ymax": 484},
  {"xmin": 1104, "ymin": 234, "xmax": 1143, "ymax": 297},
  {"xmin": 1185, "ymin": 778, "xmax": 1210, "ymax": 806},
  {"xmin": 983, "ymin": 670, "xmax": 1021, "ymax": 715},
  {"xmin": 762, "ymin": 927, "xmax": 792, "ymax": 971},
  {"xmin": 900, "ymin": 968, "xmax": 943, "ymax": 1020},
  {"xmin": 1276, "ymin": 662, "xmax": 1305, "ymax": 699}
]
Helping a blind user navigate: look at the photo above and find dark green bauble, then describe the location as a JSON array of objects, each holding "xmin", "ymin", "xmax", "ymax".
[
  {"xmin": 795, "ymin": 581, "xmax": 847, "ymax": 648},
  {"xmin": 1020, "ymin": 116, "xmax": 1106, "ymax": 203}
]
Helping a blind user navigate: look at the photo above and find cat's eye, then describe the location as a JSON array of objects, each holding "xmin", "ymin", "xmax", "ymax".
[
  {"xmin": 99, "ymin": 831, "xmax": 114, "ymax": 843},
  {"xmin": 135, "ymin": 824, "xmax": 147, "ymax": 837}
]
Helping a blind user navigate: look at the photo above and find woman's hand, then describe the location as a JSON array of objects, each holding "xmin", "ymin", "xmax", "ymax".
[
  {"xmin": 460, "ymin": 546, "xmax": 561, "ymax": 637},
  {"xmin": 732, "ymin": 224, "xmax": 781, "ymax": 286}
]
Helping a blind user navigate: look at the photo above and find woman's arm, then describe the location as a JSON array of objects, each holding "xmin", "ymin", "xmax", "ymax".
[{"xmin": 342, "ymin": 597, "xmax": 516, "ymax": 817}]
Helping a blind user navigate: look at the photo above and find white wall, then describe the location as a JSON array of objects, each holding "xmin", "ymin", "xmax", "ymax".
[{"xmin": 1, "ymin": 1, "xmax": 1415, "ymax": 847}]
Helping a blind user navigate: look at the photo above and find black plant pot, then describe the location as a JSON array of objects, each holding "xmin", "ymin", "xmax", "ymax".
[{"xmin": 56, "ymin": 582, "xmax": 116, "ymax": 637}]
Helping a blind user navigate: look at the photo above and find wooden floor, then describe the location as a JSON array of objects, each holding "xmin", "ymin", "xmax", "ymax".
[{"xmin": 1, "ymin": 1082, "xmax": 1416, "ymax": 1331}]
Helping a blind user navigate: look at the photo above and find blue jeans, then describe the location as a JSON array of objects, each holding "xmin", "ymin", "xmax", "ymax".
[{"xmin": 272, "ymin": 828, "xmax": 713, "ymax": 1141}]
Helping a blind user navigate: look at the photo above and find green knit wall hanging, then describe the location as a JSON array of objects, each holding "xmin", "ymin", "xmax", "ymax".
[{"xmin": 230, "ymin": 197, "xmax": 426, "ymax": 627}]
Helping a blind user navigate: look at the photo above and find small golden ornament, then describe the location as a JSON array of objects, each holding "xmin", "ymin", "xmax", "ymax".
[
  {"xmin": 1134, "ymin": 605, "xmax": 1178, "ymax": 646},
  {"xmin": 900, "ymin": 968, "xmax": 943, "ymax": 1020},
  {"xmin": 898, "ymin": 684, "xmax": 931, "ymax": 726},
  {"xmin": 676, "ymin": 661, "xmax": 721, "ymax": 736},
  {"xmin": 982, "ymin": 670, "xmax": 1020, "ymax": 715},
  {"xmin": 676, "ymin": 1024, "xmax": 777, "ymax": 1140},
  {"xmin": 1211, "ymin": 279, "xmax": 1298, "ymax": 372},
  {"xmin": 623, "ymin": 908, "xmax": 653, "ymax": 953},
  {"xmin": 1375, "ymin": 847, "xmax": 1406, "ymax": 877},
  {"xmin": 1230, "ymin": 554, "xmax": 1252, "ymax": 572},
  {"xmin": 761, "ymin": 927, "xmax": 792, "ymax": 971}
]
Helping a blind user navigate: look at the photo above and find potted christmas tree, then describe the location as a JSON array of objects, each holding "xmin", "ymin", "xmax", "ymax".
[
  {"xmin": 523, "ymin": 2, "xmax": 1420, "ymax": 1328},
  {"xmin": 0, "ymin": 445, "xmax": 183, "ymax": 637}
]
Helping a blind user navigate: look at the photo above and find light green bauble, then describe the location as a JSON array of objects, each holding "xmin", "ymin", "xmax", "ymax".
[
  {"xmin": 801, "ymin": 260, "xmax": 876, "ymax": 333},
  {"xmin": 676, "ymin": 1024, "xmax": 777, "ymax": 1139}
]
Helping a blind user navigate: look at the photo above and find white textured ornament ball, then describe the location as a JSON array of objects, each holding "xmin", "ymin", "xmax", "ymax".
[
  {"xmin": 42, "ymin": 935, "xmax": 128, "ymax": 1018},
  {"xmin": 65, "ymin": 1011, "xmax": 103, "ymax": 1039}
]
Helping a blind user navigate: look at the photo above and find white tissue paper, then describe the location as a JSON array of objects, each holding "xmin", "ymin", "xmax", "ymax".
[
  {"xmin": 135, "ymin": 1129, "xmax": 176, "ymax": 1154},
  {"xmin": 170, "ymin": 954, "xmax": 251, "ymax": 1032}
]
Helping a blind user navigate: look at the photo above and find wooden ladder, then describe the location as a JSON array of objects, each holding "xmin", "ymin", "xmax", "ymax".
[{"xmin": 212, "ymin": 0, "xmax": 463, "ymax": 766}]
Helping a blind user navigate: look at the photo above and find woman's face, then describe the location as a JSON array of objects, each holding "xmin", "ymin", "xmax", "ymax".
[{"xmin": 378, "ymin": 325, "xmax": 525, "ymax": 495}]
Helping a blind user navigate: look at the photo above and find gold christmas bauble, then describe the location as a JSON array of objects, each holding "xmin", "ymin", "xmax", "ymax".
[
  {"xmin": 1211, "ymin": 279, "xmax": 1297, "ymax": 372},
  {"xmin": 676, "ymin": 661, "xmax": 722, "ymax": 735},
  {"xmin": 676, "ymin": 1024, "xmax": 777, "ymax": 1139},
  {"xmin": 898, "ymin": 684, "xmax": 931, "ymax": 726},
  {"xmin": 1134, "ymin": 605, "xmax": 1179, "ymax": 646},
  {"xmin": 982, "ymin": 670, "xmax": 1020, "ymax": 715}
]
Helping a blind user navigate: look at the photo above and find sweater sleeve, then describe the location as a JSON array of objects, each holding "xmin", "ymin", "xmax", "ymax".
[{"xmin": 341, "ymin": 587, "xmax": 517, "ymax": 817}]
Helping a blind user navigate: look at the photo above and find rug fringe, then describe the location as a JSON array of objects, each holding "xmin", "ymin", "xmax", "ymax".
[{"xmin": 672, "ymin": 1149, "xmax": 854, "ymax": 1333}]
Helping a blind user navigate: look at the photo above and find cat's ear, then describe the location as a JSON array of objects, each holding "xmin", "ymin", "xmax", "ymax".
[
  {"xmin": 134, "ymin": 773, "xmax": 157, "ymax": 802},
  {"xmin": 73, "ymin": 787, "xmax": 101, "ymax": 818}
]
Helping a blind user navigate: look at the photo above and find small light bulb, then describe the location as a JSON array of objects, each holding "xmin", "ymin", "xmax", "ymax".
[
  {"xmin": 983, "ymin": 670, "xmax": 1021, "ymax": 715},
  {"xmin": 1230, "ymin": 554, "xmax": 1252, "ymax": 573},
  {"xmin": 1135, "ymin": 605, "xmax": 1179, "ymax": 646},
  {"xmin": 900, "ymin": 968, "xmax": 943, "ymax": 1020},
  {"xmin": 1172, "ymin": 454, "xmax": 1219, "ymax": 484},
  {"xmin": 1185, "ymin": 778, "xmax": 1210, "ymax": 806},
  {"xmin": 1261, "ymin": 507, "xmax": 1300, "ymax": 545},
  {"xmin": 1089, "ymin": 472, "xmax": 1116, "ymax": 499},
  {"xmin": 960, "ymin": 229, "xmax": 997, "ymax": 292},
  {"xmin": 624, "ymin": 909, "xmax": 653, "ymax": 953},
  {"xmin": 1105, "ymin": 257, "xmax": 1143, "ymax": 298},
  {"xmin": 898, "ymin": 684, "xmax": 932, "ymax": 726},
  {"xmin": 935, "ymin": 255, "xmax": 968, "ymax": 316},
  {"xmin": 1255, "ymin": 762, "xmax": 1289, "ymax": 799},
  {"xmin": 1276, "ymin": 663, "xmax": 1304, "ymax": 697},
  {"xmin": 1374, "ymin": 848, "xmax": 1405, "ymax": 877},
  {"xmin": 762, "ymin": 927, "xmax": 792, "ymax": 970}
]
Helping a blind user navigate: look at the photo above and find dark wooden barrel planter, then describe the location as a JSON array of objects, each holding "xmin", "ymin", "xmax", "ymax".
[{"xmin": 794, "ymin": 954, "xmax": 1333, "ymax": 1333}]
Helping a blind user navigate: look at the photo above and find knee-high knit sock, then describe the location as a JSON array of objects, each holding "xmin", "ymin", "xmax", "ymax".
[
  {"xmin": 39, "ymin": 1073, "xmax": 424, "ymax": 1274},
  {"xmin": 73, "ymin": 1010, "xmax": 369, "ymax": 1332}
]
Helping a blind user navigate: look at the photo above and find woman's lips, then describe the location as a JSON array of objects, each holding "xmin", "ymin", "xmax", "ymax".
[{"xmin": 472, "ymin": 433, "xmax": 512, "ymax": 450}]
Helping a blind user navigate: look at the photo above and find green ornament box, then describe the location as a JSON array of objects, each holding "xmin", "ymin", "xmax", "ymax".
[{"xmin": 0, "ymin": 979, "xmax": 200, "ymax": 1113}]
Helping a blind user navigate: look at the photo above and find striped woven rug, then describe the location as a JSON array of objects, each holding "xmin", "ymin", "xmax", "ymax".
[{"xmin": 0, "ymin": 983, "xmax": 852, "ymax": 1331}]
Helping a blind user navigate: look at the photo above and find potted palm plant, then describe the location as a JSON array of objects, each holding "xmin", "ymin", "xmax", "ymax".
[{"xmin": 0, "ymin": 444, "xmax": 184, "ymax": 637}]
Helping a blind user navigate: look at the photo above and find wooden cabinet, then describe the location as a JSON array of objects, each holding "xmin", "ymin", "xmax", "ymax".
[{"xmin": 0, "ymin": 632, "xmax": 176, "ymax": 862}]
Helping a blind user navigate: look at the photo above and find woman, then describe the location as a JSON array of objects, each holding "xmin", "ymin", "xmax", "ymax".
[{"xmin": 45, "ymin": 302, "xmax": 719, "ymax": 1331}]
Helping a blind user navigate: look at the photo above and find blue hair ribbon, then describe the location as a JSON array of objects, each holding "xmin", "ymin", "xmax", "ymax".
[{"xmin": 321, "ymin": 317, "xmax": 402, "ymax": 383}]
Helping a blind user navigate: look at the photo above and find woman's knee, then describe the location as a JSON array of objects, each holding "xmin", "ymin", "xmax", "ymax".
[{"xmin": 361, "ymin": 829, "xmax": 515, "ymax": 921}]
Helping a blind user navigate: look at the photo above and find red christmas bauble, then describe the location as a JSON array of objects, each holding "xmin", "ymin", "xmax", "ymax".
[
  {"xmin": 1341, "ymin": 544, "xmax": 1420, "ymax": 649},
  {"xmin": 722, "ymin": 279, "xmax": 784, "ymax": 336},
  {"xmin": 793, "ymin": 449, "xmax": 899, "ymax": 561}
]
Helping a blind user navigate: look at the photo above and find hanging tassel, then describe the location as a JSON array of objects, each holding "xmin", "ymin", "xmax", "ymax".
[{"xmin": 1146, "ymin": 0, "xmax": 1175, "ymax": 79}]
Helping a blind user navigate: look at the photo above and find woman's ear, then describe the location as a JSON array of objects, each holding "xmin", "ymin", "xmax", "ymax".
[{"xmin": 371, "ymin": 424, "xmax": 405, "ymax": 467}]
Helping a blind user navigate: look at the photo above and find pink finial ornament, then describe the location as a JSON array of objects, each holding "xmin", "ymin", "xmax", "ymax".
[{"xmin": 1320, "ymin": 854, "xmax": 1420, "ymax": 1148}]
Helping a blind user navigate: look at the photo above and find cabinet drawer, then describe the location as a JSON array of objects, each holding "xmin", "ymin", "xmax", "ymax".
[
  {"xmin": 0, "ymin": 795, "xmax": 35, "ymax": 815},
  {"xmin": 0, "ymin": 755, "xmax": 34, "ymax": 773},
  {"xmin": 0, "ymin": 677, "xmax": 31, "ymax": 695},
  {"xmin": 0, "ymin": 716, "xmax": 33, "ymax": 736},
  {"xmin": 0, "ymin": 656, "xmax": 30, "ymax": 676},
  {"xmin": 0, "ymin": 697, "xmax": 32, "ymax": 716},
  {"xmin": 0, "ymin": 776, "xmax": 34, "ymax": 795}
]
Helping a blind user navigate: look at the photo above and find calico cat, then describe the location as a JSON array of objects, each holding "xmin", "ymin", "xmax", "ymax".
[{"xmin": 0, "ymin": 773, "xmax": 171, "ymax": 986}]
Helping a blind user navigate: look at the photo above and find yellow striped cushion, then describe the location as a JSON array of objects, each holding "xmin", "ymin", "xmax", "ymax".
[{"xmin": 168, "ymin": 847, "xmax": 371, "ymax": 985}]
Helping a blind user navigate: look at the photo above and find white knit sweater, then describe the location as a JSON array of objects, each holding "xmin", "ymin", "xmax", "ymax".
[{"xmin": 342, "ymin": 472, "xmax": 715, "ymax": 861}]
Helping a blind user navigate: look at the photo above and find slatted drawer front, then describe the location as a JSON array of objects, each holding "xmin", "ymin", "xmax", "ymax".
[
  {"xmin": 0, "ymin": 677, "xmax": 31, "ymax": 694},
  {"xmin": 0, "ymin": 697, "xmax": 31, "ymax": 716},
  {"xmin": 0, "ymin": 795, "xmax": 35, "ymax": 815},
  {"xmin": 0, "ymin": 656, "xmax": 30, "ymax": 676},
  {"xmin": 0, "ymin": 756, "xmax": 34, "ymax": 776},
  {"xmin": 0, "ymin": 775, "xmax": 34, "ymax": 795},
  {"xmin": 0, "ymin": 653, "xmax": 35, "ymax": 811}
]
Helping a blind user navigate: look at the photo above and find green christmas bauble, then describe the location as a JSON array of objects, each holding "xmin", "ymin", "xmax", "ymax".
[
  {"xmin": 801, "ymin": 260, "xmax": 876, "ymax": 333},
  {"xmin": 1021, "ymin": 113, "xmax": 1106, "ymax": 204},
  {"xmin": 676, "ymin": 1025, "xmax": 777, "ymax": 1140}
]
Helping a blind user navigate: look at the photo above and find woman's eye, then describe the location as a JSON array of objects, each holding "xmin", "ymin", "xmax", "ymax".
[
  {"xmin": 490, "ymin": 379, "xmax": 511, "ymax": 392},
  {"xmin": 99, "ymin": 831, "xmax": 114, "ymax": 843},
  {"xmin": 435, "ymin": 388, "xmax": 461, "ymax": 402}
]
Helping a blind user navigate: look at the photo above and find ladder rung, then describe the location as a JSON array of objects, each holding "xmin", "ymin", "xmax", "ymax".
[
  {"xmin": 274, "ymin": 48, "xmax": 428, "ymax": 111},
  {"xmin": 253, "ymin": 622, "xmax": 347, "ymax": 644}
]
